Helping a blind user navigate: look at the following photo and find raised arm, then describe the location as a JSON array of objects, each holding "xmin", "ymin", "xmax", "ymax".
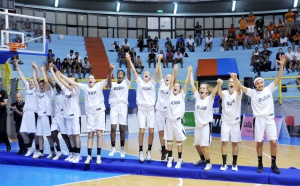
[
  {"xmin": 45, "ymin": 67, "xmax": 55, "ymax": 89},
  {"xmin": 169, "ymin": 64, "xmax": 178, "ymax": 90},
  {"xmin": 14, "ymin": 60, "xmax": 27, "ymax": 86},
  {"xmin": 183, "ymin": 66, "xmax": 192, "ymax": 94},
  {"xmin": 57, "ymin": 71, "xmax": 73, "ymax": 91},
  {"xmin": 156, "ymin": 54, "xmax": 163, "ymax": 81},
  {"xmin": 217, "ymin": 78, "xmax": 223, "ymax": 97},
  {"xmin": 210, "ymin": 82, "xmax": 219, "ymax": 99},
  {"xmin": 231, "ymin": 73, "xmax": 241, "ymax": 95},
  {"xmin": 126, "ymin": 57, "xmax": 131, "ymax": 81},
  {"xmin": 40, "ymin": 65, "xmax": 50, "ymax": 91},
  {"xmin": 126, "ymin": 53, "xmax": 139, "ymax": 80},
  {"xmin": 189, "ymin": 67, "xmax": 197, "ymax": 94},
  {"xmin": 107, "ymin": 64, "xmax": 114, "ymax": 89},
  {"xmin": 32, "ymin": 62, "xmax": 39, "ymax": 88},
  {"xmin": 49, "ymin": 65, "xmax": 63, "ymax": 88},
  {"xmin": 231, "ymin": 73, "xmax": 248, "ymax": 94},
  {"xmin": 60, "ymin": 73, "xmax": 80, "ymax": 88},
  {"xmin": 273, "ymin": 54, "xmax": 285, "ymax": 86}
]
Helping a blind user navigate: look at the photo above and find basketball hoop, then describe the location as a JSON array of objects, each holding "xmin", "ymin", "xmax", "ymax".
[{"xmin": 7, "ymin": 43, "xmax": 26, "ymax": 52}]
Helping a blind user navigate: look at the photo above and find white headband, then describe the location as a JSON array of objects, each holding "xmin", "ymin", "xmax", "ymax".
[{"xmin": 253, "ymin": 77, "xmax": 264, "ymax": 85}]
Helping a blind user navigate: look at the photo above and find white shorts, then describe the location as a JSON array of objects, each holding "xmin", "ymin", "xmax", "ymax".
[
  {"xmin": 86, "ymin": 111, "xmax": 106, "ymax": 132},
  {"xmin": 137, "ymin": 107, "xmax": 155, "ymax": 129},
  {"xmin": 221, "ymin": 121, "xmax": 241, "ymax": 142},
  {"xmin": 51, "ymin": 114, "xmax": 67, "ymax": 134},
  {"xmin": 155, "ymin": 110, "xmax": 166, "ymax": 131},
  {"xmin": 20, "ymin": 111, "xmax": 37, "ymax": 133},
  {"xmin": 164, "ymin": 119, "xmax": 186, "ymax": 141},
  {"xmin": 254, "ymin": 117, "xmax": 277, "ymax": 142},
  {"xmin": 193, "ymin": 124, "xmax": 212, "ymax": 147},
  {"xmin": 65, "ymin": 117, "xmax": 81, "ymax": 135},
  {"xmin": 248, "ymin": 25, "xmax": 255, "ymax": 33},
  {"xmin": 36, "ymin": 115, "xmax": 52, "ymax": 136},
  {"xmin": 110, "ymin": 103, "xmax": 128, "ymax": 125}
]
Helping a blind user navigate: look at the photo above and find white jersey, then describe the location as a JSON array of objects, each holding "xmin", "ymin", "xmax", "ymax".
[
  {"xmin": 166, "ymin": 91, "xmax": 186, "ymax": 120},
  {"xmin": 78, "ymin": 80, "xmax": 107, "ymax": 115},
  {"xmin": 155, "ymin": 79, "xmax": 170, "ymax": 111},
  {"xmin": 67, "ymin": 54, "xmax": 75, "ymax": 63},
  {"xmin": 136, "ymin": 76, "xmax": 156, "ymax": 108},
  {"xmin": 109, "ymin": 78, "xmax": 131, "ymax": 106},
  {"xmin": 285, "ymin": 51, "xmax": 294, "ymax": 61},
  {"xmin": 23, "ymin": 82, "xmax": 38, "ymax": 112},
  {"xmin": 221, "ymin": 90, "xmax": 242, "ymax": 124},
  {"xmin": 37, "ymin": 88, "xmax": 53, "ymax": 116},
  {"xmin": 54, "ymin": 91, "xmax": 64, "ymax": 115},
  {"xmin": 247, "ymin": 82, "xmax": 277, "ymax": 119},
  {"xmin": 294, "ymin": 52, "xmax": 300, "ymax": 61},
  {"xmin": 61, "ymin": 85, "xmax": 81, "ymax": 118},
  {"xmin": 194, "ymin": 92, "xmax": 214, "ymax": 127}
]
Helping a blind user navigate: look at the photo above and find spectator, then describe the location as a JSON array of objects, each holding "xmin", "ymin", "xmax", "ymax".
[
  {"xmin": 54, "ymin": 58, "xmax": 61, "ymax": 71},
  {"xmin": 296, "ymin": 8, "xmax": 300, "ymax": 30},
  {"xmin": 267, "ymin": 21, "xmax": 276, "ymax": 36},
  {"xmin": 255, "ymin": 18, "xmax": 265, "ymax": 38},
  {"xmin": 153, "ymin": 36, "xmax": 159, "ymax": 52},
  {"xmin": 158, "ymin": 49, "xmax": 166, "ymax": 65},
  {"xmin": 176, "ymin": 34, "xmax": 185, "ymax": 52},
  {"xmin": 118, "ymin": 48, "xmax": 126, "ymax": 68},
  {"xmin": 82, "ymin": 57, "xmax": 92, "ymax": 79},
  {"xmin": 148, "ymin": 49, "xmax": 156, "ymax": 68},
  {"xmin": 227, "ymin": 33, "xmax": 234, "ymax": 50},
  {"xmin": 247, "ymin": 12, "xmax": 256, "ymax": 35},
  {"xmin": 61, "ymin": 58, "xmax": 70, "ymax": 77},
  {"xmin": 253, "ymin": 56, "xmax": 262, "ymax": 76},
  {"xmin": 251, "ymin": 47, "xmax": 260, "ymax": 66},
  {"xmin": 147, "ymin": 35, "xmax": 153, "ymax": 52},
  {"xmin": 290, "ymin": 24, "xmax": 298, "ymax": 42},
  {"xmin": 165, "ymin": 48, "xmax": 174, "ymax": 68},
  {"xmin": 122, "ymin": 39, "xmax": 130, "ymax": 53},
  {"xmin": 238, "ymin": 16, "xmax": 248, "ymax": 35},
  {"xmin": 285, "ymin": 8, "xmax": 295, "ymax": 31},
  {"xmin": 285, "ymin": 47, "xmax": 295, "ymax": 72},
  {"xmin": 129, "ymin": 47, "xmax": 137, "ymax": 65},
  {"xmin": 34, "ymin": 25, "xmax": 43, "ymax": 42},
  {"xmin": 253, "ymin": 33, "xmax": 261, "ymax": 47},
  {"xmin": 46, "ymin": 26, "xmax": 53, "ymax": 43},
  {"xmin": 279, "ymin": 33, "xmax": 288, "ymax": 47},
  {"xmin": 293, "ymin": 46, "xmax": 300, "ymax": 72},
  {"xmin": 135, "ymin": 56, "xmax": 144, "ymax": 74},
  {"xmin": 14, "ymin": 34, "xmax": 22, "ymax": 43},
  {"xmin": 173, "ymin": 50, "xmax": 183, "ymax": 68},
  {"xmin": 276, "ymin": 18, "xmax": 285, "ymax": 33},
  {"xmin": 112, "ymin": 41, "xmax": 120, "ymax": 52},
  {"xmin": 205, "ymin": 30, "xmax": 212, "ymax": 37},
  {"xmin": 137, "ymin": 35, "xmax": 144, "ymax": 52},
  {"xmin": 221, "ymin": 34, "xmax": 228, "ymax": 51},
  {"xmin": 186, "ymin": 35, "xmax": 195, "ymax": 52},
  {"xmin": 261, "ymin": 44, "xmax": 272, "ymax": 61},
  {"xmin": 165, "ymin": 37, "xmax": 173, "ymax": 51},
  {"xmin": 67, "ymin": 50, "xmax": 75, "ymax": 64},
  {"xmin": 0, "ymin": 20, "xmax": 5, "ymax": 31},
  {"xmin": 194, "ymin": 21, "xmax": 203, "ymax": 47},
  {"xmin": 204, "ymin": 34, "xmax": 213, "ymax": 52},
  {"xmin": 236, "ymin": 32, "xmax": 245, "ymax": 50},
  {"xmin": 264, "ymin": 57, "xmax": 272, "ymax": 72},
  {"xmin": 246, "ymin": 33, "xmax": 254, "ymax": 49},
  {"xmin": 22, "ymin": 18, "xmax": 31, "ymax": 32},
  {"xmin": 263, "ymin": 30, "xmax": 271, "ymax": 46},
  {"xmin": 292, "ymin": 31, "xmax": 300, "ymax": 51},
  {"xmin": 46, "ymin": 49, "xmax": 55, "ymax": 70},
  {"xmin": 75, "ymin": 52, "xmax": 82, "ymax": 67},
  {"xmin": 271, "ymin": 29, "xmax": 280, "ymax": 47},
  {"xmin": 275, "ymin": 48, "xmax": 285, "ymax": 71},
  {"xmin": 71, "ymin": 58, "xmax": 82, "ymax": 79},
  {"xmin": 228, "ymin": 24, "xmax": 236, "ymax": 40}
]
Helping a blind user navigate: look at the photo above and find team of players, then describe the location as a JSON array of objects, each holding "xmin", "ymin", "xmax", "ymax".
[{"xmin": 12, "ymin": 53, "xmax": 285, "ymax": 174}]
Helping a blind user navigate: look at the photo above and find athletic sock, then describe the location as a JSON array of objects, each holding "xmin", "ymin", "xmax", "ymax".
[
  {"xmin": 35, "ymin": 144, "xmax": 39, "ymax": 150},
  {"xmin": 178, "ymin": 152, "xmax": 182, "ymax": 159},
  {"xmin": 139, "ymin": 146, "xmax": 143, "ymax": 152},
  {"xmin": 258, "ymin": 156, "xmax": 263, "ymax": 166},
  {"xmin": 55, "ymin": 145, "xmax": 61, "ymax": 152},
  {"xmin": 200, "ymin": 154, "xmax": 205, "ymax": 161},
  {"xmin": 271, "ymin": 156, "xmax": 276, "ymax": 166},
  {"xmin": 88, "ymin": 148, "xmax": 92, "ymax": 156},
  {"xmin": 206, "ymin": 159, "xmax": 210, "ymax": 164},
  {"xmin": 233, "ymin": 155, "xmax": 238, "ymax": 165},
  {"xmin": 111, "ymin": 141, "xmax": 115, "ymax": 147},
  {"xmin": 121, "ymin": 141, "xmax": 125, "ymax": 147},
  {"xmin": 50, "ymin": 147, "xmax": 55, "ymax": 152},
  {"xmin": 222, "ymin": 154, "xmax": 227, "ymax": 165},
  {"xmin": 161, "ymin": 145, "xmax": 166, "ymax": 151},
  {"xmin": 148, "ymin": 144, "xmax": 152, "ymax": 151},
  {"xmin": 76, "ymin": 147, "xmax": 81, "ymax": 154},
  {"xmin": 97, "ymin": 148, "xmax": 101, "ymax": 155},
  {"xmin": 71, "ymin": 147, "xmax": 76, "ymax": 153},
  {"xmin": 40, "ymin": 150, "xmax": 44, "ymax": 154},
  {"xmin": 168, "ymin": 150, "xmax": 172, "ymax": 158}
]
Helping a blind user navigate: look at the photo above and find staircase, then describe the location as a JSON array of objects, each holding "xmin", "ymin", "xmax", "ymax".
[{"xmin": 84, "ymin": 37, "xmax": 109, "ymax": 79}]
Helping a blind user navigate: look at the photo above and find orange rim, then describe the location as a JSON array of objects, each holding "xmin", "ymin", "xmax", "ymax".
[{"xmin": 7, "ymin": 43, "xmax": 26, "ymax": 52}]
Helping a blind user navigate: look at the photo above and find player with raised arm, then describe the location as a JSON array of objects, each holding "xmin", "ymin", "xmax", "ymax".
[
  {"xmin": 60, "ymin": 65, "xmax": 112, "ymax": 164},
  {"xmin": 128, "ymin": 53, "xmax": 157, "ymax": 162},
  {"xmin": 232, "ymin": 55, "xmax": 286, "ymax": 174},
  {"xmin": 107, "ymin": 58, "xmax": 131, "ymax": 158},
  {"xmin": 190, "ymin": 67, "xmax": 219, "ymax": 171},
  {"xmin": 154, "ymin": 54, "xmax": 172, "ymax": 160},
  {"xmin": 217, "ymin": 76, "xmax": 242, "ymax": 171},
  {"xmin": 165, "ymin": 65, "xmax": 190, "ymax": 169}
]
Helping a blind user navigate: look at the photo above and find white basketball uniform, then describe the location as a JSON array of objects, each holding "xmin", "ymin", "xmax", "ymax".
[
  {"xmin": 109, "ymin": 77, "xmax": 131, "ymax": 125},
  {"xmin": 220, "ymin": 90, "xmax": 242, "ymax": 142},
  {"xmin": 193, "ymin": 92, "xmax": 214, "ymax": 147},
  {"xmin": 20, "ymin": 82, "xmax": 38, "ymax": 133},
  {"xmin": 164, "ymin": 90, "xmax": 186, "ymax": 141},
  {"xmin": 36, "ymin": 88, "xmax": 53, "ymax": 136},
  {"xmin": 51, "ymin": 91, "xmax": 66, "ymax": 134},
  {"xmin": 136, "ymin": 76, "xmax": 156, "ymax": 128},
  {"xmin": 155, "ymin": 79, "xmax": 170, "ymax": 131},
  {"xmin": 61, "ymin": 85, "xmax": 81, "ymax": 135},
  {"xmin": 247, "ymin": 82, "xmax": 278, "ymax": 142},
  {"xmin": 78, "ymin": 80, "xmax": 107, "ymax": 132}
]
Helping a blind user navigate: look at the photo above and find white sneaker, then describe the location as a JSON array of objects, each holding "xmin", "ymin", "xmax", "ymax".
[
  {"xmin": 25, "ymin": 147, "xmax": 34, "ymax": 157},
  {"xmin": 65, "ymin": 152, "xmax": 74, "ymax": 161},
  {"xmin": 53, "ymin": 151, "xmax": 63, "ymax": 160},
  {"xmin": 139, "ymin": 151, "xmax": 144, "ymax": 162},
  {"xmin": 72, "ymin": 153, "xmax": 82, "ymax": 163},
  {"xmin": 146, "ymin": 150, "xmax": 151, "ymax": 161},
  {"xmin": 232, "ymin": 164, "xmax": 238, "ymax": 171},
  {"xmin": 220, "ymin": 164, "xmax": 228, "ymax": 171},
  {"xmin": 167, "ymin": 157, "xmax": 174, "ymax": 168},
  {"xmin": 96, "ymin": 155, "xmax": 102, "ymax": 164},
  {"xmin": 204, "ymin": 163, "xmax": 212, "ymax": 171},
  {"xmin": 175, "ymin": 159, "xmax": 183, "ymax": 169},
  {"xmin": 84, "ymin": 155, "xmax": 92, "ymax": 164},
  {"xmin": 120, "ymin": 147, "xmax": 125, "ymax": 158},
  {"xmin": 33, "ymin": 151, "xmax": 44, "ymax": 159},
  {"xmin": 47, "ymin": 151, "xmax": 55, "ymax": 159},
  {"xmin": 109, "ymin": 147, "xmax": 116, "ymax": 157},
  {"xmin": 32, "ymin": 150, "xmax": 40, "ymax": 158},
  {"xmin": 193, "ymin": 159, "xmax": 206, "ymax": 166}
]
